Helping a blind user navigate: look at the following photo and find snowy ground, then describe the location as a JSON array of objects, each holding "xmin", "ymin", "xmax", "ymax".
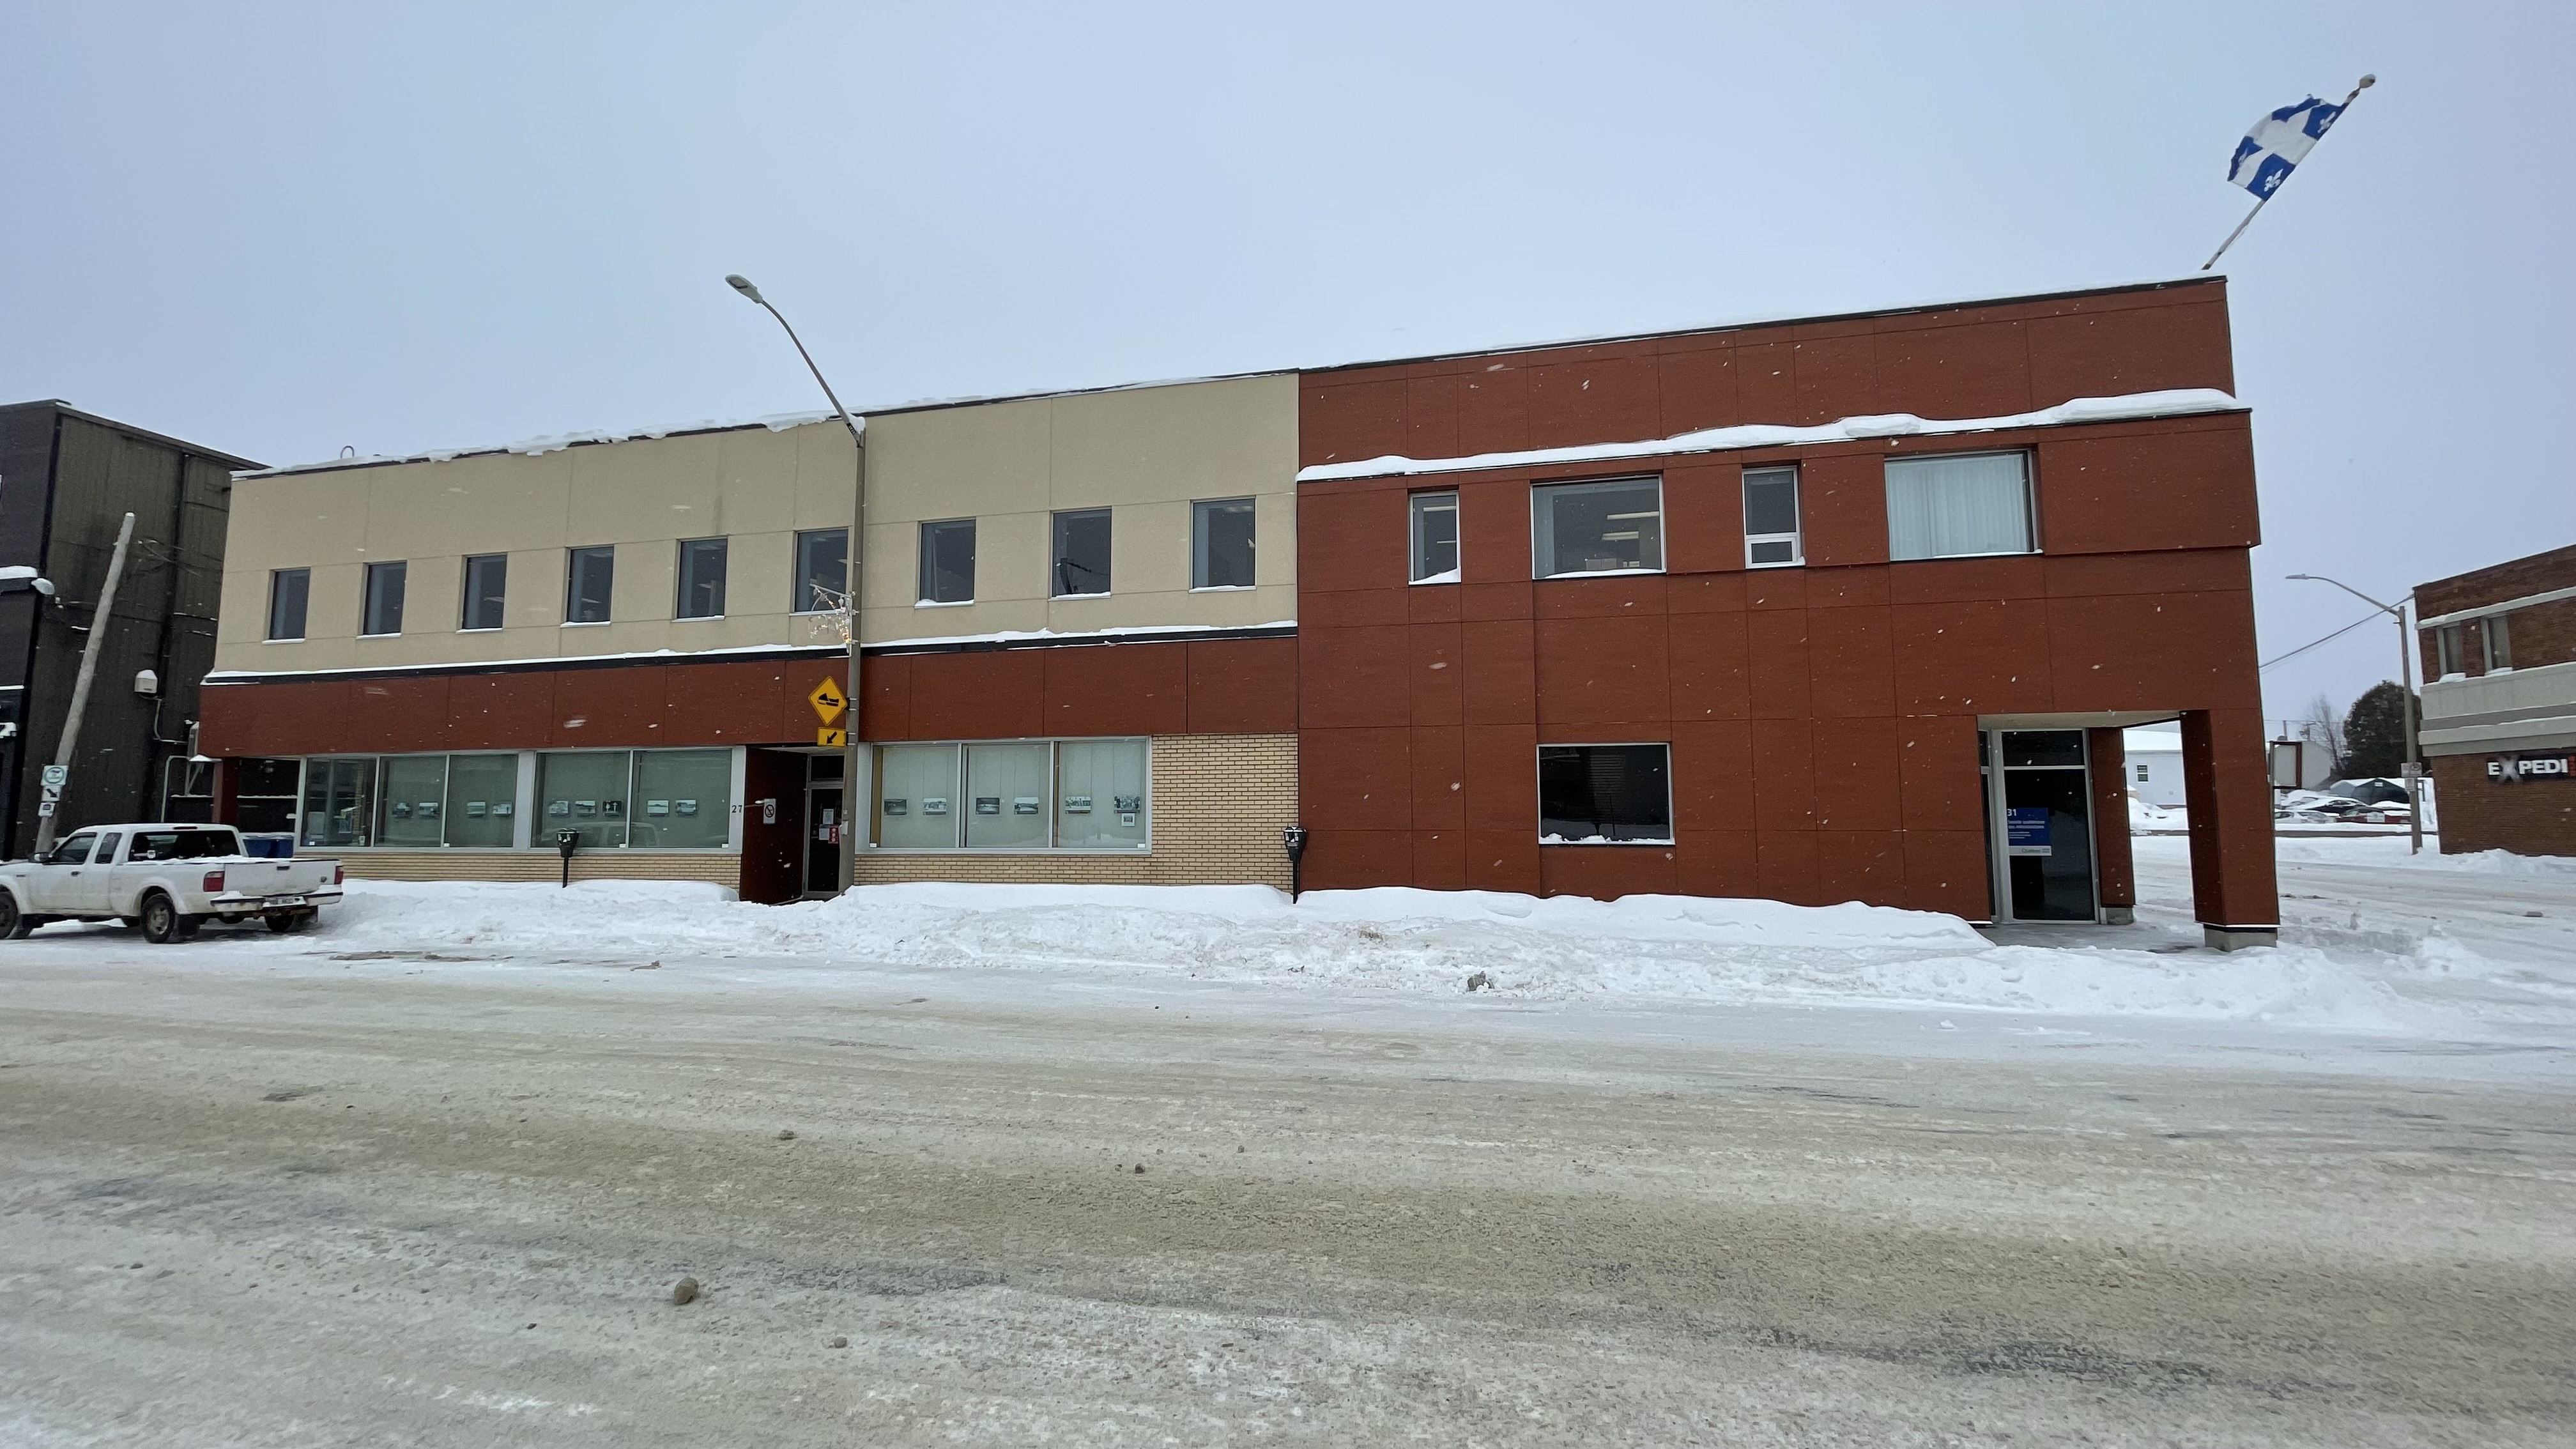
[{"xmin": 1, "ymin": 836, "xmax": 2570, "ymax": 1445}]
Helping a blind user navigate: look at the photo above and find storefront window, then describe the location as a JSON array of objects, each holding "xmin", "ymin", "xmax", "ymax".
[
  {"xmin": 1056, "ymin": 739, "xmax": 1148, "ymax": 849},
  {"xmin": 876, "ymin": 743, "xmax": 962, "ymax": 850},
  {"xmin": 631, "ymin": 749, "xmax": 732, "ymax": 848},
  {"xmin": 378, "ymin": 755, "xmax": 448, "ymax": 847},
  {"xmin": 301, "ymin": 758, "xmax": 376, "ymax": 848},
  {"xmin": 539, "ymin": 751, "xmax": 632, "ymax": 848},
  {"xmin": 1537, "ymin": 744, "xmax": 1672, "ymax": 844},
  {"xmin": 965, "ymin": 742, "xmax": 1051, "ymax": 849},
  {"xmin": 444, "ymin": 754, "xmax": 519, "ymax": 847}
]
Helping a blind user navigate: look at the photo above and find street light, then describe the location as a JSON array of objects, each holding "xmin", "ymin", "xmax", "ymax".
[
  {"xmin": 2287, "ymin": 574, "xmax": 2424, "ymax": 854},
  {"xmin": 727, "ymin": 273, "xmax": 867, "ymax": 891}
]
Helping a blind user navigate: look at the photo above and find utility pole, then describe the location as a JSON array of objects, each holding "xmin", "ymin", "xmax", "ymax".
[
  {"xmin": 2287, "ymin": 573, "xmax": 2424, "ymax": 854},
  {"xmin": 726, "ymin": 275, "xmax": 867, "ymax": 891},
  {"xmin": 32, "ymin": 512, "xmax": 136, "ymax": 858}
]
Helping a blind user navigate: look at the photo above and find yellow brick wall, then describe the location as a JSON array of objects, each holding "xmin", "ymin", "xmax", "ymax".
[
  {"xmin": 337, "ymin": 852, "xmax": 743, "ymax": 891},
  {"xmin": 852, "ymin": 733, "xmax": 1297, "ymax": 889}
]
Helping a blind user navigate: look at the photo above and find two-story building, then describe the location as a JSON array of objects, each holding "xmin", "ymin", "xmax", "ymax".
[
  {"xmin": 2415, "ymin": 542, "xmax": 2576, "ymax": 856},
  {"xmin": 197, "ymin": 277, "xmax": 2281, "ymax": 946}
]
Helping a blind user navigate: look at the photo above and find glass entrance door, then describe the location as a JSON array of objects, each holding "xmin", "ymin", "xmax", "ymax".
[
  {"xmin": 1984, "ymin": 730, "xmax": 2097, "ymax": 923},
  {"xmin": 804, "ymin": 786, "xmax": 842, "ymax": 895}
]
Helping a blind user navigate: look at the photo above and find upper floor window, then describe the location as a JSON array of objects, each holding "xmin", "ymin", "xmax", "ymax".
[
  {"xmin": 461, "ymin": 554, "xmax": 507, "ymax": 631},
  {"xmin": 919, "ymin": 519, "xmax": 976, "ymax": 604},
  {"xmin": 565, "ymin": 546, "xmax": 615, "ymax": 625},
  {"xmin": 1742, "ymin": 466, "xmax": 1802, "ymax": 567},
  {"xmin": 676, "ymin": 537, "xmax": 728, "ymax": 620},
  {"xmin": 2434, "ymin": 624, "xmax": 2465, "ymax": 677},
  {"xmin": 361, "ymin": 560, "xmax": 407, "ymax": 637},
  {"xmin": 1885, "ymin": 451, "xmax": 2034, "ymax": 560},
  {"xmin": 1409, "ymin": 491, "xmax": 1460, "ymax": 584},
  {"xmin": 1192, "ymin": 498, "xmax": 1256, "ymax": 589},
  {"xmin": 1052, "ymin": 509, "xmax": 1112, "ymax": 597},
  {"xmin": 1533, "ymin": 476, "xmax": 1662, "ymax": 579},
  {"xmin": 794, "ymin": 528, "xmax": 848, "ymax": 613},
  {"xmin": 266, "ymin": 567, "xmax": 309, "ymax": 641},
  {"xmin": 2482, "ymin": 614, "xmax": 2513, "ymax": 671}
]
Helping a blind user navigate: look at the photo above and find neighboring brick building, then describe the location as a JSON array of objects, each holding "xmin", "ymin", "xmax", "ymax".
[
  {"xmin": 190, "ymin": 277, "xmax": 2281, "ymax": 942},
  {"xmin": 2416, "ymin": 543, "xmax": 2576, "ymax": 857}
]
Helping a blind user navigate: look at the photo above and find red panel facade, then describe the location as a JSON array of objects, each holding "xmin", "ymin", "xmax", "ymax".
[{"xmin": 1296, "ymin": 280, "xmax": 2274, "ymax": 932}]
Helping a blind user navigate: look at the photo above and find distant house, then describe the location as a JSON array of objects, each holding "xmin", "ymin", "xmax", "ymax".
[{"xmin": 2120, "ymin": 728, "xmax": 2186, "ymax": 808}]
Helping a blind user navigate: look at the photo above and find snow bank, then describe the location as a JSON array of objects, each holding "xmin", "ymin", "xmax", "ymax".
[
  {"xmin": 267, "ymin": 878, "xmax": 2411, "ymax": 1029},
  {"xmin": 2273, "ymin": 836, "xmax": 2575, "ymax": 875}
]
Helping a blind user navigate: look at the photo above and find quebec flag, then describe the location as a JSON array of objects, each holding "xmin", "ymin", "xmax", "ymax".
[{"xmin": 2229, "ymin": 96, "xmax": 2344, "ymax": 198}]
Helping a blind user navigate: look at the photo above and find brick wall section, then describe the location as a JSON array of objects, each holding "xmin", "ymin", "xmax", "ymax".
[
  {"xmin": 2430, "ymin": 755, "xmax": 2576, "ymax": 857},
  {"xmin": 2417, "ymin": 544, "xmax": 2576, "ymax": 679},
  {"xmin": 338, "ymin": 852, "xmax": 744, "ymax": 890},
  {"xmin": 852, "ymin": 733, "xmax": 1298, "ymax": 889}
]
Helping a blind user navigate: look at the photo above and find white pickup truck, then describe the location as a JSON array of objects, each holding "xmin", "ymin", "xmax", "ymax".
[{"xmin": 0, "ymin": 824, "xmax": 343, "ymax": 942}]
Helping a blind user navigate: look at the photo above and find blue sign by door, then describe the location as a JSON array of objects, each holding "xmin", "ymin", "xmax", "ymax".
[{"xmin": 2006, "ymin": 807, "xmax": 2052, "ymax": 856}]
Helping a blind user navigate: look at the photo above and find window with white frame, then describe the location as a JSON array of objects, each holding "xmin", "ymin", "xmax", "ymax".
[
  {"xmin": 1885, "ymin": 451, "xmax": 2035, "ymax": 560},
  {"xmin": 1537, "ymin": 743, "xmax": 1673, "ymax": 844},
  {"xmin": 1409, "ymin": 491, "xmax": 1460, "ymax": 583},
  {"xmin": 1192, "ymin": 498, "xmax": 1256, "ymax": 588},
  {"xmin": 919, "ymin": 519, "xmax": 976, "ymax": 604},
  {"xmin": 1742, "ymin": 465, "xmax": 1802, "ymax": 567},
  {"xmin": 2434, "ymin": 624, "xmax": 2465, "ymax": 677},
  {"xmin": 871, "ymin": 738, "xmax": 1149, "ymax": 851},
  {"xmin": 1533, "ymin": 477, "xmax": 1662, "ymax": 578}
]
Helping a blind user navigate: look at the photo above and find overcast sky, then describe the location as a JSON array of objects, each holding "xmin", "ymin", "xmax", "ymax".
[{"xmin": 4, "ymin": 2, "xmax": 2566, "ymax": 726}]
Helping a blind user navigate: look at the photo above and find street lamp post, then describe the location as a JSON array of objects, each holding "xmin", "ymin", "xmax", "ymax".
[
  {"xmin": 726, "ymin": 274, "xmax": 866, "ymax": 891},
  {"xmin": 2287, "ymin": 574, "xmax": 2424, "ymax": 854}
]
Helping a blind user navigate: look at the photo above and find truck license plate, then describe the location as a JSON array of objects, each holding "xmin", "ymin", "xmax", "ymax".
[{"xmin": 267, "ymin": 896, "xmax": 307, "ymax": 908}]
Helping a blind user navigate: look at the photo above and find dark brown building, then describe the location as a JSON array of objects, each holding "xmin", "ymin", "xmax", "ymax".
[{"xmin": 2416, "ymin": 543, "xmax": 2576, "ymax": 857}]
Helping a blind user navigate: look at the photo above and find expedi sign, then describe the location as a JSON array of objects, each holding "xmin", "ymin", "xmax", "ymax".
[{"xmin": 2487, "ymin": 753, "xmax": 2573, "ymax": 782}]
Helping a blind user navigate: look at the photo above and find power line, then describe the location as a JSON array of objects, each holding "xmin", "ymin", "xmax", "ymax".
[{"xmin": 2260, "ymin": 608, "xmax": 2386, "ymax": 672}]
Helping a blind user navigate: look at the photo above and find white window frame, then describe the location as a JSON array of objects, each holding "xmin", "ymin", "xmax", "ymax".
[
  {"xmin": 1531, "ymin": 476, "xmax": 1665, "ymax": 580},
  {"xmin": 917, "ymin": 518, "xmax": 977, "ymax": 606},
  {"xmin": 1741, "ymin": 465, "xmax": 1802, "ymax": 569},
  {"xmin": 1884, "ymin": 449, "xmax": 2037, "ymax": 562},
  {"xmin": 1409, "ymin": 490, "xmax": 1461, "ymax": 585}
]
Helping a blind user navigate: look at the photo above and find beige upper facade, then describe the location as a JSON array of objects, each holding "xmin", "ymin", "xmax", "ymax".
[{"xmin": 214, "ymin": 374, "xmax": 1298, "ymax": 676}]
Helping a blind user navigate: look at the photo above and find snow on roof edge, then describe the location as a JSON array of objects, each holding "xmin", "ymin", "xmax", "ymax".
[{"xmin": 1296, "ymin": 389, "xmax": 2245, "ymax": 483}]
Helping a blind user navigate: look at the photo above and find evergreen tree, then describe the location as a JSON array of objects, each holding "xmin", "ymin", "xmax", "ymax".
[{"xmin": 2338, "ymin": 681, "xmax": 2417, "ymax": 778}]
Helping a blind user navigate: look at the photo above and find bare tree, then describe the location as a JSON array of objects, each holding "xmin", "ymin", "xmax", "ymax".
[{"xmin": 2297, "ymin": 691, "xmax": 2347, "ymax": 773}]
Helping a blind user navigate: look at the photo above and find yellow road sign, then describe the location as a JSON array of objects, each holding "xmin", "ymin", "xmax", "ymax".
[
  {"xmin": 808, "ymin": 677, "xmax": 848, "ymax": 722},
  {"xmin": 816, "ymin": 726, "xmax": 848, "ymax": 748}
]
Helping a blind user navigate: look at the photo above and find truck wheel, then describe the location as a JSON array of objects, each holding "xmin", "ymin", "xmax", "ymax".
[
  {"xmin": 140, "ymin": 893, "xmax": 184, "ymax": 944},
  {"xmin": 263, "ymin": 911, "xmax": 314, "ymax": 934},
  {"xmin": 0, "ymin": 894, "xmax": 29, "ymax": 940}
]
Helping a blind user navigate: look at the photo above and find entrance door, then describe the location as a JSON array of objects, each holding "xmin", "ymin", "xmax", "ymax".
[
  {"xmin": 805, "ymin": 786, "xmax": 842, "ymax": 895},
  {"xmin": 1984, "ymin": 730, "xmax": 2098, "ymax": 923}
]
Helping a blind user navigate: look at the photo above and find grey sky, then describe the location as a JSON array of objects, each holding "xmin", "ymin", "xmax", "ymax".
[{"xmin": 5, "ymin": 2, "xmax": 2567, "ymax": 727}]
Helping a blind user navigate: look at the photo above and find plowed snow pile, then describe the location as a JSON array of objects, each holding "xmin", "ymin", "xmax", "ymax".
[{"xmin": 203, "ymin": 878, "xmax": 2442, "ymax": 1029}]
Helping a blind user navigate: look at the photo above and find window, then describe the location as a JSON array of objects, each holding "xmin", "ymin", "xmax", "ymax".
[
  {"xmin": 919, "ymin": 519, "xmax": 976, "ymax": 604},
  {"xmin": 45, "ymin": 831, "xmax": 97, "ymax": 866},
  {"xmin": 566, "ymin": 546, "xmax": 615, "ymax": 624},
  {"xmin": 1409, "ymin": 491, "xmax": 1460, "ymax": 583},
  {"xmin": 461, "ymin": 555, "xmax": 507, "ymax": 631},
  {"xmin": 1533, "ymin": 477, "xmax": 1662, "ymax": 578},
  {"xmin": 1192, "ymin": 498, "xmax": 1256, "ymax": 589},
  {"xmin": 379, "ymin": 755, "xmax": 448, "ymax": 847},
  {"xmin": 2435, "ymin": 625, "xmax": 2465, "ymax": 677},
  {"xmin": 871, "ymin": 738, "xmax": 1149, "ymax": 851},
  {"xmin": 537, "ymin": 750, "xmax": 733, "ymax": 850},
  {"xmin": 1885, "ymin": 451, "xmax": 2034, "ymax": 560},
  {"xmin": 266, "ymin": 569, "xmax": 310, "ymax": 641},
  {"xmin": 1052, "ymin": 509, "xmax": 1112, "ymax": 597},
  {"xmin": 301, "ymin": 758, "xmax": 377, "ymax": 847},
  {"xmin": 2483, "ymin": 614, "xmax": 2513, "ymax": 671},
  {"xmin": 361, "ymin": 560, "xmax": 407, "ymax": 636},
  {"xmin": 677, "ymin": 537, "xmax": 728, "ymax": 620},
  {"xmin": 794, "ymin": 528, "xmax": 848, "ymax": 613},
  {"xmin": 443, "ymin": 754, "xmax": 519, "ymax": 847},
  {"xmin": 1742, "ymin": 466, "xmax": 1802, "ymax": 567},
  {"xmin": 233, "ymin": 758, "xmax": 300, "ymax": 834},
  {"xmin": 1537, "ymin": 744, "xmax": 1672, "ymax": 844},
  {"xmin": 2135, "ymin": 763, "xmax": 2151, "ymax": 785}
]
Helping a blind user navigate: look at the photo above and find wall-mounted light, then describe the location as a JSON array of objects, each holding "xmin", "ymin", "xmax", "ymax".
[{"xmin": 134, "ymin": 668, "xmax": 160, "ymax": 697}]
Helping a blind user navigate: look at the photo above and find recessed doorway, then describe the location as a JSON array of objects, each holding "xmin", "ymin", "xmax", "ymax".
[{"xmin": 1981, "ymin": 729, "xmax": 2099, "ymax": 923}]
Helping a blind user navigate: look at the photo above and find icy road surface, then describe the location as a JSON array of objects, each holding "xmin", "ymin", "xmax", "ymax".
[{"xmin": 0, "ymin": 838, "xmax": 2568, "ymax": 1446}]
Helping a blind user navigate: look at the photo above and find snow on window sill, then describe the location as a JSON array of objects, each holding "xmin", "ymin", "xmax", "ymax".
[
  {"xmin": 562, "ymin": 620, "xmax": 613, "ymax": 628},
  {"xmin": 914, "ymin": 598, "xmax": 974, "ymax": 609},
  {"xmin": 1188, "ymin": 585, "xmax": 1257, "ymax": 593},
  {"xmin": 1050, "ymin": 592, "xmax": 1112, "ymax": 601},
  {"xmin": 675, "ymin": 613, "xmax": 726, "ymax": 622},
  {"xmin": 1745, "ymin": 558, "xmax": 1805, "ymax": 570},
  {"xmin": 263, "ymin": 636, "xmax": 306, "ymax": 644},
  {"xmin": 357, "ymin": 632, "xmax": 402, "ymax": 640},
  {"xmin": 1409, "ymin": 569, "xmax": 1462, "ymax": 586},
  {"xmin": 1538, "ymin": 834, "xmax": 1675, "ymax": 846},
  {"xmin": 1535, "ymin": 567, "xmax": 1663, "ymax": 581},
  {"xmin": 457, "ymin": 627, "xmax": 503, "ymax": 634}
]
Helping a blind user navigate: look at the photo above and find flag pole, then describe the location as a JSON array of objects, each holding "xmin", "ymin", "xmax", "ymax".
[{"xmin": 2201, "ymin": 74, "xmax": 2373, "ymax": 272}]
